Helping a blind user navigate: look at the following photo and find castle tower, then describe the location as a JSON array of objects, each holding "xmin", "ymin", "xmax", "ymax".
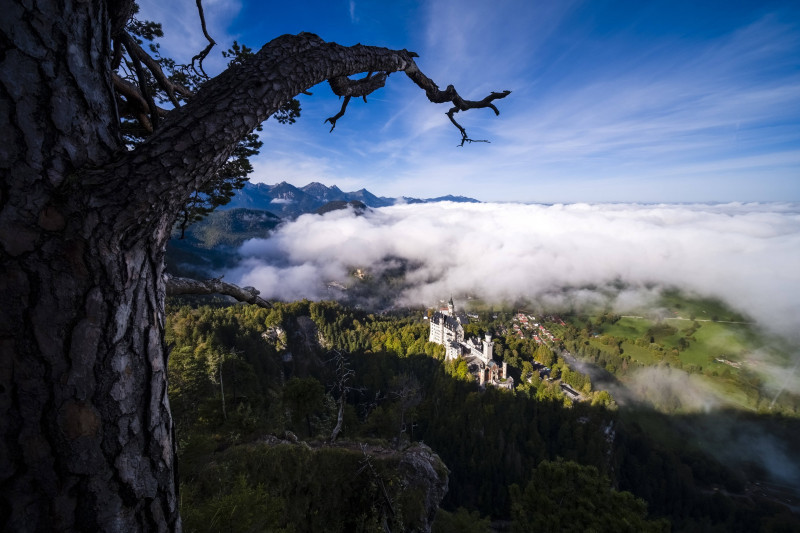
[
  {"xmin": 483, "ymin": 333, "xmax": 494, "ymax": 363},
  {"xmin": 447, "ymin": 297, "xmax": 455, "ymax": 315}
]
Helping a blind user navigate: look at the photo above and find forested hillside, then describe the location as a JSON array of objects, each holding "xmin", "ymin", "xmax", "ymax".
[
  {"xmin": 166, "ymin": 208, "xmax": 281, "ymax": 277},
  {"xmin": 166, "ymin": 299, "xmax": 799, "ymax": 531}
]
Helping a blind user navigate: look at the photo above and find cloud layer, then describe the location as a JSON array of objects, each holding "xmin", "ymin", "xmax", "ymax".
[{"xmin": 229, "ymin": 202, "xmax": 800, "ymax": 340}]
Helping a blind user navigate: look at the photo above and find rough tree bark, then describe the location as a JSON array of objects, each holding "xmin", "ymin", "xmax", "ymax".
[{"xmin": 0, "ymin": 2, "xmax": 508, "ymax": 531}]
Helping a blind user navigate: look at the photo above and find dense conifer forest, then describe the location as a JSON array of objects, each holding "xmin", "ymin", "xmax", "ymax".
[{"xmin": 166, "ymin": 299, "xmax": 799, "ymax": 531}]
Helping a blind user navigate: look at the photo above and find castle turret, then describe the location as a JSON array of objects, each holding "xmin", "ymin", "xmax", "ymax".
[
  {"xmin": 483, "ymin": 333, "xmax": 494, "ymax": 363},
  {"xmin": 447, "ymin": 297, "xmax": 455, "ymax": 315}
]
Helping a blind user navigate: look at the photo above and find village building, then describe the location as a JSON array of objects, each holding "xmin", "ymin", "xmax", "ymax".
[{"xmin": 429, "ymin": 298, "xmax": 513, "ymax": 390}]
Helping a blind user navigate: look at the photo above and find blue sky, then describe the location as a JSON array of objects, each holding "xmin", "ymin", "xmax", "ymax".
[{"xmin": 138, "ymin": 0, "xmax": 800, "ymax": 202}]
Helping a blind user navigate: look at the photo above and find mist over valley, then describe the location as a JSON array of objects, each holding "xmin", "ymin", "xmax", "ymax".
[
  {"xmin": 226, "ymin": 200, "xmax": 799, "ymax": 338},
  {"xmin": 208, "ymin": 198, "xmax": 800, "ymax": 506}
]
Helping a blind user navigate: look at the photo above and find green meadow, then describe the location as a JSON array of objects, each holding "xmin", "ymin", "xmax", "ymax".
[{"xmin": 555, "ymin": 290, "xmax": 797, "ymax": 414}]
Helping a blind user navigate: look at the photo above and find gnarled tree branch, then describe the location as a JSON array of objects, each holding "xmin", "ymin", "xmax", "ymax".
[
  {"xmin": 403, "ymin": 63, "xmax": 511, "ymax": 146},
  {"xmin": 325, "ymin": 71, "xmax": 389, "ymax": 131},
  {"xmin": 119, "ymin": 32, "xmax": 190, "ymax": 109},
  {"xmin": 93, "ymin": 33, "xmax": 509, "ymax": 239},
  {"xmin": 121, "ymin": 33, "xmax": 161, "ymax": 130},
  {"xmin": 165, "ymin": 274, "xmax": 271, "ymax": 308},
  {"xmin": 325, "ymin": 95, "xmax": 350, "ymax": 132},
  {"xmin": 322, "ymin": 52, "xmax": 512, "ymax": 144},
  {"xmin": 112, "ymin": 72, "xmax": 153, "ymax": 132}
]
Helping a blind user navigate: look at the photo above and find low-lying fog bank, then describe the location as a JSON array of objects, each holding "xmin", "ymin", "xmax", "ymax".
[{"xmin": 229, "ymin": 201, "xmax": 800, "ymax": 336}]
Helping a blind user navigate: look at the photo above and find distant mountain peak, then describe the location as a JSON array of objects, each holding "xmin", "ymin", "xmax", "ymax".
[
  {"xmin": 315, "ymin": 200, "xmax": 369, "ymax": 216},
  {"xmin": 220, "ymin": 181, "xmax": 480, "ymax": 218}
]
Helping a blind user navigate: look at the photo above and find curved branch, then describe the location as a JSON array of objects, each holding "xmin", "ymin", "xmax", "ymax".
[
  {"xmin": 404, "ymin": 62, "xmax": 511, "ymax": 146},
  {"xmin": 190, "ymin": 0, "xmax": 217, "ymax": 79},
  {"xmin": 123, "ymin": 38, "xmax": 161, "ymax": 130},
  {"xmin": 120, "ymin": 32, "xmax": 190, "ymax": 108},
  {"xmin": 112, "ymin": 72, "xmax": 153, "ymax": 131},
  {"xmin": 165, "ymin": 274, "xmax": 271, "ymax": 308},
  {"xmin": 324, "ymin": 96, "xmax": 350, "ymax": 132},
  {"xmin": 92, "ymin": 33, "xmax": 509, "ymax": 239},
  {"xmin": 325, "ymin": 71, "xmax": 388, "ymax": 131}
]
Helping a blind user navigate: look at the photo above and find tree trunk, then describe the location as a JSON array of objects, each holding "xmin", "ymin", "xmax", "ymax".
[
  {"xmin": 330, "ymin": 396, "xmax": 345, "ymax": 443},
  {"xmin": 1, "ymin": 2, "xmax": 179, "ymax": 530},
  {"xmin": 219, "ymin": 359, "xmax": 227, "ymax": 422},
  {"xmin": 1, "ymin": 2, "xmax": 507, "ymax": 530}
]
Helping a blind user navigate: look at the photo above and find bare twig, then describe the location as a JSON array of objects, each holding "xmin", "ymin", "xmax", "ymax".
[
  {"xmin": 324, "ymin": 96, "xmax": 351, "ymax": 132},
  {"xmin": 446, "ymin": 91, "xmax": 510, "ymax": 146},
  {"xmin": 191, "ymin": 0, "xmax": 217, "ymax": 79},
  {"xmin": 403, "ymin": 61, "xmax": 511, "ymax": 145}
]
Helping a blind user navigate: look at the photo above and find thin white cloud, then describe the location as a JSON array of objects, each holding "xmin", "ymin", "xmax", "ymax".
[
  {"xmin": 422, "ymin": 0, "xmax": 578, "ymax": 86},
  {"xmin": 349, "ymin": 0, "xmax": 357, "ymax": 23},
  {"xmin": 250, "ymin": 154, "xmax": 334, "ymax": 184}
]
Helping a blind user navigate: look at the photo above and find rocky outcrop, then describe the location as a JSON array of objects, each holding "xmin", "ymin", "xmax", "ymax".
[
  {"xmin": 245, "ymin": 437, "xmax": 449, "ymax": 532},
  {"xmin": 262, "ymin": 325, "xmax": 287, "ymax": 349},
  {"xmin": 293, "ymin": 315, "xmax": 330, "ymax": 352},
  {"xmin": 397, "ymin": 443, "xmax": 450, "ymax": 532}
]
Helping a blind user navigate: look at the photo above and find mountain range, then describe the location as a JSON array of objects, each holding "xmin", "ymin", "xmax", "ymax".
[
  {"xmin": 220, "ymin": 181, "xmax": 479, "ymax": 219},
  {"xmin": 167, "ymin": 182, "xmax": 478, "ymax": 278}
]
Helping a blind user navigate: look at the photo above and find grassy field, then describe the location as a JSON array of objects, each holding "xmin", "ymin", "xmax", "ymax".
[
  {"xmin": 547, "ymin": 290, "xmax": 799, "ymax": 414},
  {"xmin": 674, "ymin": 321, "xmax": 750, "ymax": 367},
  {"xmin": 620, "ymin": 341, "xmax": 659, "ymax": 365},
  {"xmin": 599, "ymin": 316, "xmax": 755, "ymax": 369},
  {"xmin": 603, "ymin": 317, "xmax": 650, "ymax": 339},
  {"xmin": 659, "ymin": 289, "xmax": 748, "ymax": 322}
]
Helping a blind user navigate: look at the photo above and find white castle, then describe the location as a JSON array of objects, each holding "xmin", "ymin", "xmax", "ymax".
[{"xmin": 428, "ymin": 298, "xmax": 513, "ymax": 389}]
